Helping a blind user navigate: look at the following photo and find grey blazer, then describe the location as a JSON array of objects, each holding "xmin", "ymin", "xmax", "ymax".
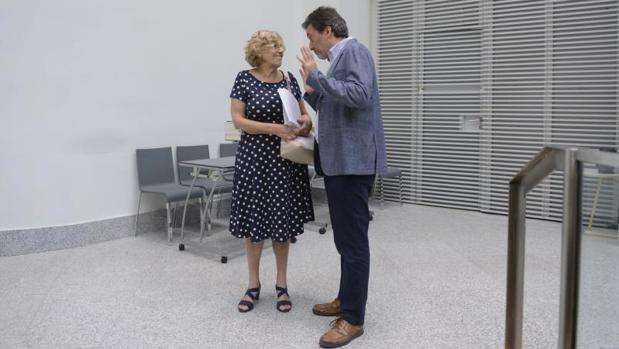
[{"xmin": 304, "ymin": 38, "xmax": 387, "ymax": 176}]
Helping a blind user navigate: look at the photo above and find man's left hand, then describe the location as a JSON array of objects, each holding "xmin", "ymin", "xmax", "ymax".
[{"xmin": 297, "ymin": 47, "xmax": 318, "ymax": 81}]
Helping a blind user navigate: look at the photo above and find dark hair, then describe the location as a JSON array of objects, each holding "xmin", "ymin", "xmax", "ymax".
[{"xmin": 302, "ymin": 6, "xmax": 349, "ymax": 38}]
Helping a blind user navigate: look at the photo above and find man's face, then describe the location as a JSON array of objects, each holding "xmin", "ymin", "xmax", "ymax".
[{"xmin": 305, "ymin": 24, "xmax": 329, "ymax": 60}]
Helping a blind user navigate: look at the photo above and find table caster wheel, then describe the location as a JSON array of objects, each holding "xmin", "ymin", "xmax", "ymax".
[
  {"xmin": 319, "ymin": 227, "xmax": 326, "ymax": 234},
  {"xmin": 179, "ymin": 243, "xmax": 185, "ymax": 251},
  {"xmin": 221, "ymin": 256, "xmax": 228, "ymax": 264},
  {"xmin": 291, "ymin": 236, "xmax": 297, "ymax": 243}
]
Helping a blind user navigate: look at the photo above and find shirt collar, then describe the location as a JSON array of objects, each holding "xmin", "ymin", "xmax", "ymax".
[{"xmin": 328, "ymin": 37, "xmax": 354, "ymax": 62}]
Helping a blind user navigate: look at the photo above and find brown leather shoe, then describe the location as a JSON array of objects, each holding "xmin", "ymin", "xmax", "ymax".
[
  {"xmin": 319, "ymin": 318, "xmax": 364, "ymax": 348},
  {"xmin": 312, "ymin": 298, "xmax": 341, "ymax": 316}
]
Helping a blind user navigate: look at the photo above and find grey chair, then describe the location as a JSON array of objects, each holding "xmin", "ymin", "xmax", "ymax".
[
  {"xmin": 218, "ymin": 143, "xmax": 238, "ymax": 183},
  {"xmin": 135, "ymin": 147, "xmax": 203, "ymax": 241},
  {"xmin": 219, "ymin": 142, "xmax": 239, "ymax": 157},
  {"xmin": 307, "ymin": 167, "xmax": 330, "ymax": 235},
  {"xmin": 176, "ymin": 145, "xmax": 233, "ymax": 227},
  {"xmin": 378, "ymin": 167, "xmax": 403, "ymax": 205}
]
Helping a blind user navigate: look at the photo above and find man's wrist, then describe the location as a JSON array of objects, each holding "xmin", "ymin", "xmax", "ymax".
[
  {"xmin": 307, "ymin": 70, "xmax": 320, "ymax": 90},
  {"xmin": 307, "ymin": 69, "xmax": 317, "ymax": 80}
]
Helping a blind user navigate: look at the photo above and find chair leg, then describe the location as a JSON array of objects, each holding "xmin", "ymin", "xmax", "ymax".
[
  {"xmin": 183, "ymin": 199, "xmax": 194, "ymax": 242},
  {"xmin": 399, "ymin": 175, "xmax": 403, "ymax": 205},
  {"xmin": 198, "ymin": 196, "xmax": 205, "ymax": 240},
  {"xmin": 380, "ymin": 176, "xmax": 385, "ymax": 205},
  {"xmin": 371, "ymin": 176, "xmax": 378, "ymax": 201},
  {"xmin": 215, "ymin": 189, "xmax": 223, "ymax": 220},
  {"xmin": 166, "ymin": 202, "xmax": 173, "ymax": 242},
  {"xmin": 171, "ymin": 202, "xmax": 178, "ymax": 229},
  {"xmin": 134, "ymin": 192, "xmax": 143, "ymax": 237}
]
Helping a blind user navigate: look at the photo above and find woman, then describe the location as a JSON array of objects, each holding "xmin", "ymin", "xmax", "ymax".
[{"xmin": 229, "ymin": 30, "xmax": 314, "ymax": 313}]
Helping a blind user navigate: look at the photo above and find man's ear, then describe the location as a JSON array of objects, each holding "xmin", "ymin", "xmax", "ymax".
[{"xmin": 324, "ymin": 26, "xmax": 332, "ymax": 37}]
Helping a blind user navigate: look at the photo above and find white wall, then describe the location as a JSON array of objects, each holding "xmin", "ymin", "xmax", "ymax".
[{"xmin": 0, "ymin": 0, "xmax": 371, "ymax": 230}]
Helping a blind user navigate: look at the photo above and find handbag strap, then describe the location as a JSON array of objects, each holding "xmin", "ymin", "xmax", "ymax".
[{"xmin": 281, "ymin": 70, "xmax": 292, "ymax": 92}]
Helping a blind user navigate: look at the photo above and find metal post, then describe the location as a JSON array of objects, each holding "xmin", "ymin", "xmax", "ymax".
[
  {"xmin": 505, "ymin": 147, "xmax": 564, "ymax": 349},
  {"xmin": 558, "ymin": 149, "xmax": 582, "ymax": 349},
  {"xmin": 505, "ymin": 182, "xmax": 526, "ymax": 349},
  {"xmin": 504, "ymin": 147, "xmax": 618, "ymax": 349}
]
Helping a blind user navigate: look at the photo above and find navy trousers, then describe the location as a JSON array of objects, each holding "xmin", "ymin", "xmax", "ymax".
[{"xmin": 315, "ymin": 143, "xmax": 375, "ymax": 326}]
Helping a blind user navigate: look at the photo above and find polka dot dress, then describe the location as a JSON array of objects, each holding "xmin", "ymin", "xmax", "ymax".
[{"xmin": 228, "ymin": 70, "xmax": 315, "ymax": 242}]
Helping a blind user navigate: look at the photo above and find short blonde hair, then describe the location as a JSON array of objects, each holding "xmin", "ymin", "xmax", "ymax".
[{"xmin": 245, "ymin": 30, "xmax": 285, "ymax": 68}]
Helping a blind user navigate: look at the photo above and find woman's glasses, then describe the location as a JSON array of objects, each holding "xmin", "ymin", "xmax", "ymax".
[{"xmin": 264, "ymin": 43, "xmax": 285, "ymax": 50}]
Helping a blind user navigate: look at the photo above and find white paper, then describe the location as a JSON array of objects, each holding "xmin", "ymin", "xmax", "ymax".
[{"xmin": 277, "ymin": 88, "xmax": 302, "ymax": 128}]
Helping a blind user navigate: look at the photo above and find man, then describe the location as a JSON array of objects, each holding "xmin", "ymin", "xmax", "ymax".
[{"xmin": 298, "ymin": 6, "xmax": 387, "ymax": 348}]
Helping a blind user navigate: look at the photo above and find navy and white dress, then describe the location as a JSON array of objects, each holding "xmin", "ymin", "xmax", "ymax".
[{"xmin": 228, "ymin": 70, "xmax": 314, "ymax": 242}]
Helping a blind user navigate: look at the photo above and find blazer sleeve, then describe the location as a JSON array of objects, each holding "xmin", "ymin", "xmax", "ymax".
[
  {"xmin": 303, "ymin": 90, "xmax": 323, "ymax": 111},
  {"xmin": 306, "ymin": 46, "xmax": 374, "ymax": 109}
]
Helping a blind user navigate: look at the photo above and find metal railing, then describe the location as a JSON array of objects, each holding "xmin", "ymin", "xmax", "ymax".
[{"xmin": 505, "ymin": 147, "xmax": 619, "ymax": 349}]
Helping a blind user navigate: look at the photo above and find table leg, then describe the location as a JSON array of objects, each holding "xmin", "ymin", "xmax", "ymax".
[
  {"xmin": 200, "ymin": 175, "xmax": 220, "ymax": 243},
  {"xmin": 587, "ymin": 177, "xmax": 603, "ymax": 231},
  {"xmin": 181, "ymin": 168, "xmax": 200, "ymax": 241}
]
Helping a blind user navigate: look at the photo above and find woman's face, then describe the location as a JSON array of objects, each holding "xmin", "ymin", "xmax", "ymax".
[{"xmin": 258, "ymin": 42, "xmax": 285, "ymax": 68}]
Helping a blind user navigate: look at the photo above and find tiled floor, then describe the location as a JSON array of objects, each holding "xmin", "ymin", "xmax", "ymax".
[{"xmin": 1, "ymin": 203, "xmax": 617, "ymax": 348}]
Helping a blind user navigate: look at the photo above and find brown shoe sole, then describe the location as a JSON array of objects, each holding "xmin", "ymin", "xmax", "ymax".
[
  {"xmin": 319, "ymin": 328, "xmax": 364, "ymax": 348},
  {"xmin": 312, "ymin": 308, "xmax": 342, "ymax": 316}
]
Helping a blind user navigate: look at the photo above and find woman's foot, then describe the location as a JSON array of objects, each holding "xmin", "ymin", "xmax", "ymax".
[
  {"xmin": 238, "ymin": 284, "xmax": 260, "ymax": 313},
  {"xmin": 276, "ymin": 285, "xmax": 292, "ymax": 313}
]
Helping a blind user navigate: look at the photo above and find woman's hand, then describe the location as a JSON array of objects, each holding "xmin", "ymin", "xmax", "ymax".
[
  {"xmin": 274, "ymin": 124, "xmax": 297, "ymax": 141},
  {"xmin": 294, "ymin": 114, "xmax": 312, "ymax": 137}
]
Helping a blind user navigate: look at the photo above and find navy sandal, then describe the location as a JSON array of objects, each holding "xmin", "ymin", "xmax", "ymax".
[
  {"xmin": 238, "ymin": 285, "xmax": 260, "ymax": 313},
  {"xmin": 276, "ymin": 285, "xmax": 292, "ymax": 313}
]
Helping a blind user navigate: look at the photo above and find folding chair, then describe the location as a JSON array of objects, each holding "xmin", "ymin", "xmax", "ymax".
[
  {"xmin": 135, "ymin": 147, "xmax": 203, "ymax": 241},
  {"xmin": 219, "ymin": 142, "xmax": 239, "ymax": 157},
  {"xmin": 378, "ymin": 167, "xmax": 403, "ymax": 205}
]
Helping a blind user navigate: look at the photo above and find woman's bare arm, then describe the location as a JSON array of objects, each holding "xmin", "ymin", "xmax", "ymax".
[{"xmin": 231, "ymin": 98, "xmax": 297, "ymax": 140}]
